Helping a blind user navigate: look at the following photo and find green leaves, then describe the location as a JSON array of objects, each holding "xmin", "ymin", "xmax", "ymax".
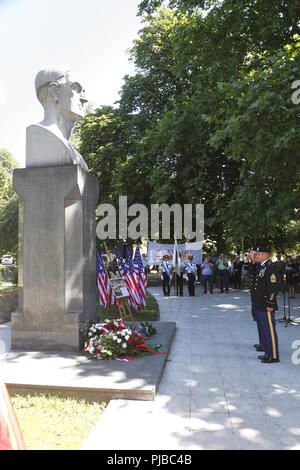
[
  {"xmin": 0, "ymin": 148, "xmax": 17, "ymax": 207},
  {"xmin": 0, "ymin": 149, "xmax": 18, "ymax": 256},
  {"xmin": 77, "ymin": 0, "xmax": 300, "ymax": 251}
]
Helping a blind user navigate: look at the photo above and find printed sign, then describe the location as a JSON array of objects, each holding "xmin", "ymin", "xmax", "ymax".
[{"xmin": 147, "ymin": 242, "xmax": 202, "ymax": 265}]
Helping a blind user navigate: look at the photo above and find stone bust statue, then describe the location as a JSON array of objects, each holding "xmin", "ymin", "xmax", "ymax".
[{"xmin": 26, "ymin": 68, "xmax": 88, "ymax": 171}]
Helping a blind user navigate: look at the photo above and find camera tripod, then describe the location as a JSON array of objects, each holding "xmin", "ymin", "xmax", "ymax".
[{"xmin": 277, "ymin": 278, "xmax": 300, "ymax": 327}]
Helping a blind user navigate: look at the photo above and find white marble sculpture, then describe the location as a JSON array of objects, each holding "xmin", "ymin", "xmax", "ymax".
[{"xmin": 26, "ymin": 68, "xmax": 88, "ymax": 171}]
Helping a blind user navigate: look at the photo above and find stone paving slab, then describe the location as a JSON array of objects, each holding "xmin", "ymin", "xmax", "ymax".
[
  {"xmin": 1, "ymin": 321, "xmax": 176, "ymax": 402},
  {"xmin": 83, "ymin": 287, "xmax": 300, "ymax": 450}
]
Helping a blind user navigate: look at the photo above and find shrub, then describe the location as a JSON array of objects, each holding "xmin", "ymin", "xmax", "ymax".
[{"xmin": 0, "ymin": 290, "xmax": 18, "ymax": 324}]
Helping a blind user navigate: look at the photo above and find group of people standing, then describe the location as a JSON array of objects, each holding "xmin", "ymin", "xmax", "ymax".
[
  {"xmin": 157, "ymin": 243, "xmax": 300, "ymax": 366},
  {"xmin": 275, "ymin": 254, "xmax": 300, "ymax": 298},
  {"xmin": 159, "ymin": 250, "xmax": 299, "ymax": 299},
  {"xmin": 159, "ymin": 252, "xmax": 243, "ymax": 297},
  {"xmin": 159, "ymin": 245, "xmax": 282, "ymax": 364},
  {"xmin": 160, "ymin": 254, "xmax": 198, "ymax": 297}
]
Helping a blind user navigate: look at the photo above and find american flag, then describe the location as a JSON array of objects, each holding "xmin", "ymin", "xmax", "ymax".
[
  {"xmin": 125, "ymin": 248, "xmax": 142, "ymax": 310},
  {"xmin": 96, "ymin": 251, "xmax": 116, "ymax": 307},
  {"xmin": 115, "ymin": 248, "xmax": 141, "ymax": 310},
  {"xmin": 133, "ymin": 246, "xmax": 147, "ymax": 307}
]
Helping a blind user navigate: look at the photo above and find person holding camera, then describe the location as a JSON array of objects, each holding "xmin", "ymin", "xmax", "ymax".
[{"xmin": 201, "ymin": 256, "xmax": 214, "ymax": 294}]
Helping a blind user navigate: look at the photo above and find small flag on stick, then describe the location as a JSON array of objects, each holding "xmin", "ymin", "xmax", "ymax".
[{"xmin": 96, "ymin": 251, "xmax": 116, "ymax": 307}]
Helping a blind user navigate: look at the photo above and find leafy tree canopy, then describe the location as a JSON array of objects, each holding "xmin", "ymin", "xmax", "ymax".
[
  {"xmin": 78, "ymin": 1, "xmax": 300, "ymax": 252},
  {"xmin": 0, "ymin": 148, "xmax": 18, "ymax": 207},
  {"xmin": 0, "ymin": 148, "xmax": 18, "ymax": 255}
]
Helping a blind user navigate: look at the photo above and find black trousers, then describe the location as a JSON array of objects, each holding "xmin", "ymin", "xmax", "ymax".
[
  {"xmin": 218, "ymin": 270, "xmax": 229, "ymax": 292},
  {"xmin": 252, "ymin": 307, "xmax": 265, "ymax": 347},
  {"xmin": 176, "ymin": 273, "xmax": 183, "ymax": 296},
  {"xmin": 233, "ymin": 271, "xmax": 242, "ymax": 289},
  {"xmin": 187, "ymin": 273, "xmax": 196, "ymax": 296},
  {"xmin": 162, "ymin": 272, "xmax": 171, "ymax": 296},
  {"xmin": 256, "ymin": 309, "xmax": 279, "ymax": 360}
]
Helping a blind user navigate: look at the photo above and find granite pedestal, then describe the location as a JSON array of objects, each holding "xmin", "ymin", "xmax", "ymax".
[{"xmin": 11, "ymin": 165, "xmax": 99, "ymax": 351}]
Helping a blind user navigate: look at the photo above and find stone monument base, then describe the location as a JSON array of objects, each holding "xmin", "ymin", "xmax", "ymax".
[
  {"xmin": 12, "ymin": 165, "xmax": 99, "ymax": 351},
  {"xmin": 4, "ymin": 322, "xmax": 176, "ymax": 400},
  {"xmin": 11, "ymin": 312, "xmax": 80, "ymax": 351}
]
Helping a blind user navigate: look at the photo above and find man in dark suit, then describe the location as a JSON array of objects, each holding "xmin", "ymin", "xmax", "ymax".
[{"xmin": 233, "ymin": 255, "xmax": 243, "ymax": 289}]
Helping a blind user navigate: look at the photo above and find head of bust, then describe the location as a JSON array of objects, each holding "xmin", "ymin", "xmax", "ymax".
[{"xmin": 35, "ymin": 68, "xmax": 87, "ymax": 125}]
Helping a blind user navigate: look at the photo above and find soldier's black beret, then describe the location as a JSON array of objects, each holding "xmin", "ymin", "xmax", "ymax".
[{"xmin": 256, "ymin": 245, "xmax": 271, "ymax": 253}]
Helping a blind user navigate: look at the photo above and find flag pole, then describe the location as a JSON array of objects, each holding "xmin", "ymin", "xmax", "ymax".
[
  {"xmin": 174, "ymin": 238, "xmax": 178, "ymax": 297},
  {"xmin": 103, "ymin": 241, "xmax": 110, "ymax": 256},
  {"xmin": 100, "ymin": 242, "xmax": 115, "ymax": 315}
]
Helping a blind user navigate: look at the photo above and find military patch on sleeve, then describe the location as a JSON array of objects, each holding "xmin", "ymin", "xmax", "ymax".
[{"xmin": 271, "ymin": 273, "xmax": 277, "ymax": 283}]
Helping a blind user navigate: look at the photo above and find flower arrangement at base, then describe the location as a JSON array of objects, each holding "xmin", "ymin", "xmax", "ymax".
[{"xmin": 83, "ymin": 318, "xmax": 158, "ymax": 360}]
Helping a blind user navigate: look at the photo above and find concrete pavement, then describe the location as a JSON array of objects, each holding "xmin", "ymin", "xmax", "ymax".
[{"xmin": 83, "ymin": 286, "xmax": 300, "ymax": 450}]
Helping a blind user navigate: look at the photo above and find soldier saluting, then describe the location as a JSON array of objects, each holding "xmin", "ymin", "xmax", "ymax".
[
  {"xmin": 248, "ymin": 248, "xmax": 265, "ymax": 353},
  {"xmin": 252, "ymin": 246, "xmax": 280, "ymax": 363}
]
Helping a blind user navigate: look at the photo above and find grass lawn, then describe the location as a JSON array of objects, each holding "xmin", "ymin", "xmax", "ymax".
[
  {"xmin": 11, "ymin": 394, "xmax": 106, "ymax": 450},
  {"xmin": 101, "ymin": 290, "xmax": 159, "ymax": 322},
  {"xmin": 0, "ymin": 288, "xmax": 160, "ymax": 321}
]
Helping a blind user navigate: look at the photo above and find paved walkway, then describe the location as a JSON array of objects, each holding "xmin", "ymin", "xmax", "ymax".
[{"xmin": 85, "ymin": 286, "xmax": 300, "ymax": 450}]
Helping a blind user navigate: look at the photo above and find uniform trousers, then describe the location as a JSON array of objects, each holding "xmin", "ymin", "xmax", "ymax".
[
  {"xmin": 255, "ymin": 310, "xmax": 279, "ymax": 360},
  {"xmin": 187, "ymin": 273, "xmax": 196, "ymax": 296},
  {"xmin": 162, "ymin": 272, "xmax": 171, "ymax": 296},
  {"xmin": 176, "ymin": 273, "xmax": 183, "ymax": 296},
  {"xmin": 252, "ymin": 307, "xmax": 265, "ymax": 348}
]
